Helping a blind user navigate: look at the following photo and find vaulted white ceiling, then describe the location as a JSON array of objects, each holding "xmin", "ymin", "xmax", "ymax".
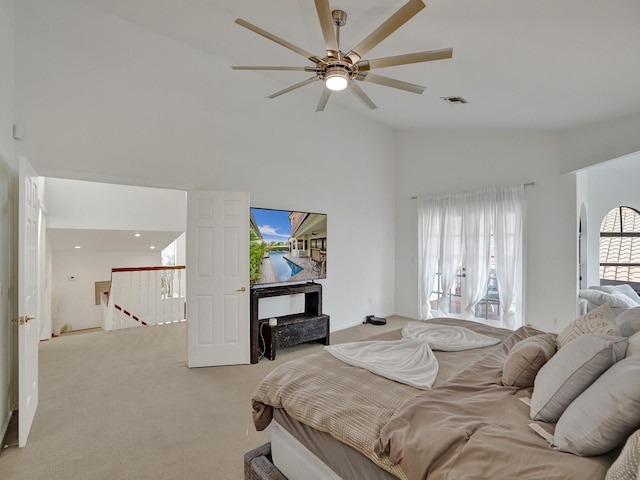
[{"xmin": 79, "ymin": 0, "xmax": 640, "ymax": 132}]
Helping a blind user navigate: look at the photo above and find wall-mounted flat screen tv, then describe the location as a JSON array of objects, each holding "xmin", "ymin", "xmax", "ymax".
[{"xmin": 249, "ymin": 207, "xmax": 327, "ymax": 287}]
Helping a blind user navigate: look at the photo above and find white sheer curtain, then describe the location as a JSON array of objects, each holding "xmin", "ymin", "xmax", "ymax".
[
  {"xmin": 437, "ymin": 196, "xmax": 463, "ymax": 315},
  {"xmin": 462, "ymin": 190, "xmax": 492, "ymax": 319},
  {"xmin": 493, "ymin": 185, "xmax": 524, "ymax": 329},
  {"xmin": 417, "ymin": 184, "xmax": 524, "ymax": 327},
  {"xmin": 418, "ymin": 197, "xmax": 441, "ymax": 319}
]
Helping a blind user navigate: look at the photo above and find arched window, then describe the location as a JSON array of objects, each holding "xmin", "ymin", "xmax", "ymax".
[{"xmin": 599, "ymin": 206, "xmax": 640, "ymax": 288}]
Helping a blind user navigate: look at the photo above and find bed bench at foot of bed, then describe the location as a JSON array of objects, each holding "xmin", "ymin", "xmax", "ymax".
[{"xmin": 244, "ymin": 443, "xmax": 287, "ymax": 480}]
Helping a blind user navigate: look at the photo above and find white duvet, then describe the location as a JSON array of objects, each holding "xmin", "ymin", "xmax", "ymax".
[{"xmin": 325, "ymin": 323, "xmax": 500, "ymax": 389}]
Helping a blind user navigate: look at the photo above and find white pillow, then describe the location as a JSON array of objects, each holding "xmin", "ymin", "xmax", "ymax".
[
  {"xmin": 592, "ymin": 284, "xmax": 640, "ymax": 306},
  {"xmin": 616, "ymin": 307, "xmax": 640, "ymax": 337},
  {"xmin": 530, "ymin": 334, "xmax": 628, "ymax": 422},
  {"xmin": 580, "ymin": 289, "xmax": 638, "ymax": 309},
  {"xmin": 627, "ymin": 332, "xmax": 640, "ymax": 358},
  {"xmin": 554, "ymin": 354, "xmax": 640, "ymax": 456}
]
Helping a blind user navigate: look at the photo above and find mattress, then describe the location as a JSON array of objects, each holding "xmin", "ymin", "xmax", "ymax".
[{"xmin": 270, "ymin": 409, "xmax": 397, "ymax": 480}]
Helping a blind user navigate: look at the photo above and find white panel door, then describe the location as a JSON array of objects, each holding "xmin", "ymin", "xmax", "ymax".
[
  {"xmin": 186, "ymin": 190, "xmax": 249, "ymax": 367},
  {"xmin": 18, "ymin": 157, "xmax": 40, "ymax": 447}
]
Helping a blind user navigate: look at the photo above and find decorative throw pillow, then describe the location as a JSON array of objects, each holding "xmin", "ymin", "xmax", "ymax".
[
  {"xmin": 605, "ymin": 429, "xmax": 640, "ymax": 480},
  {"xmin": 530, "ymin": 334, "xmax": 628, "ymax": 422},
  {"xmin": 556, "ymin": 304, "xmax": 619, "ymax": 349},
  {"xmin": 616, "ymin": 308, "xmax": 640, "ymax": 337},
  {"xmin": 627, "ymin": 332, "xmax": 640, "ymax": 358},
  {"xmin": 554, "ymin": 355, "xmax": 640, "ymax": 456},
  {"xmin": 502, "ymin": 334, "xmax": 556, "ymax": 387}
]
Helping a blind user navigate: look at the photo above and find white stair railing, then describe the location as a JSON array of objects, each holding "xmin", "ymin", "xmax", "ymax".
[{"xmin": 103, "ymin": 266, "xmax": 186, "ymax": 331}]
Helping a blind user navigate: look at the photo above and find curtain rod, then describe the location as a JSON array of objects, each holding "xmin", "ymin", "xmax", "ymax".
[{"xmin": 411, "ymin": 182, "xmax": 535, "ymax": 200}]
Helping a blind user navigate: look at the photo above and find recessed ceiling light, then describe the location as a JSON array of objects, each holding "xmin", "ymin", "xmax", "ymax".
[
  {"xmin": 150, "ymin": 245, "xmax": 156, "ymax": 250},
  {"xmin": 74, "ymin": 245, "xmax": 81, "ymax": 249},
  {"xmin": 134, "ymin": 233, "xmax": 141, "ymax": 237}
]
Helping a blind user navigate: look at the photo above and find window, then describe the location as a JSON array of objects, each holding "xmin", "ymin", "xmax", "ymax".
[
  {"xmin": 599, "ymin": 206, "xmax": 640, "ymax": 288},
  {"xmin": 417, "ymin": 185, "xmax": 524, "ymax": 328},
  {"xmin": 430, "ymin": 235, "xmax": 499, "ymax": 320}
]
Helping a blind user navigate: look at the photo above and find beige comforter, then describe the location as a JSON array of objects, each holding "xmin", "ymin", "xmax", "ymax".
[{"xmin": 252, "ymin": 319, "xmax": 616, "ymax": 480}]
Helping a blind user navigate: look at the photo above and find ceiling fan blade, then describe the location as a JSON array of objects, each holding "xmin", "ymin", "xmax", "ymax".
[
  {"xmin": 346, "ymin": 0, "xmax": 425, "ymax": 63},
  {"xmin": 316, "ymin": 87, "xmax": 332, "ymax": 112},
  {"xmin": 358, "ymin": 48, "xmax": 453, "ymax": 71},
  {"xmin": 232, "ymin": 66, "xmax": 317, "ymax": 72},
  {"xmin": 314, "ymin": 0, "xmax": 339, "ymax": 56},
  {"xmin": 357, "ymin": 72, "xmax": 425, "ymax": 94},
  {"xmin": 268, "ymin": 76, "xmax": 319, "ymax": 99},
  {"xmin": 349, "ymin": 82, "xmax": 377, "ymax": 110},
  {"xmin": 235, "ymin": 18, "xmax": 323, "ymax": 64}
]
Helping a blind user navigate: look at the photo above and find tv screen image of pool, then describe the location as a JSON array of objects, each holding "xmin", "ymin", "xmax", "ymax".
[{"xmin": 249, "ymin": 207, "xmax": 327, "ymax": 286}]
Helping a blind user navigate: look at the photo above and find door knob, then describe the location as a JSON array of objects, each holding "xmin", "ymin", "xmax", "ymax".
[{"xmin": 236, "ymin": 287, "xmax": 246, "ymax": 292}]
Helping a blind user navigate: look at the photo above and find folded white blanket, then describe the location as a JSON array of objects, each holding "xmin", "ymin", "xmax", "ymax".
[
  {"xmin": 325, "ymin": 339, "xmax": 438, "ymax": 390},
  {"xmin": 401, "ymin": 322, "xmax": 500, "ymax": 351}
]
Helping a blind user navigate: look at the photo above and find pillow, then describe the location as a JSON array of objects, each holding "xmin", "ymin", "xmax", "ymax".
[
  {"xmin": 556, "ymin": 304, "xmax": 619, "ymax": 349},
  {"xmin": 502, "ymin": 334, "xmax": 556, "ymax": 387},
  {"xmin": 580, "ymin": 289, "xmax": 638, "ymax": 309},
  {"xmin": 616, "ymin": 307, "xmax": 640, "ymax": 337},
  {"xmin": 592, "ymin": 284, "xmax": 640, "ymax": 306},
  {"xmin": 530, "ymin": 334, "xmax": 628, "ymax": 422},
  {"xmin": 554, "ymin": 355, "xmax": 640, "ymax": 456},
  {"xmin": 627, "ymin": 332, "xmax": 640, "ymax": 358},
  {"xmin": 605, "ymin": 429, "xmax": 640, "ymax": 480}
]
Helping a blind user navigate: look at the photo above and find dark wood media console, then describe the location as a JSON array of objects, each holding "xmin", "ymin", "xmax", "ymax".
[{"xmin": 250, "ymin": 282, "xmax": 330, "ymax": 363}]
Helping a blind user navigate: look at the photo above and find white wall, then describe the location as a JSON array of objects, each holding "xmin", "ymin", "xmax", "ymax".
[
  {"xmin": 394, "ymin": 130, "xmax": 581, "ymax": 333},
  {"xmin": 45, "ymin": 178, "xmax": 186, "ymax": 232},
  {"xmin": 51, "ymin": 251, "xmax": 162, "ymax": 332},
  {"xmin": 0, "ymin": 0, "xmax": 16, "ymax": 442},
  {"xmin": 15, "ymin": 0, "xmax": 396, "ymax": 331},
  {"xmin": 578, "ymin": 153, "xmax": 640, "ymax": 289}
]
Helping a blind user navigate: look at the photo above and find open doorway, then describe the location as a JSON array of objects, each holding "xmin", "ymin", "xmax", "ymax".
[
  {"xmin": 42, "ymin": 178, "xmax": 186, "ymax": 339},
  {"xmin": 575, "ymin": 151, "xmax": 640, "ymax": 294}
]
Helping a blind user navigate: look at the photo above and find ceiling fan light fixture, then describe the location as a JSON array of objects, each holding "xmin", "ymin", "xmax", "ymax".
[{"xmin": 325, "ymin": 67, "xmax": 349, "ymax": 91}]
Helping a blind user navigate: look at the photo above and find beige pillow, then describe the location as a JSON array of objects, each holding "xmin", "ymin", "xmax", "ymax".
[
  {"xmin": 502, "ymin": 334, "xmax": 556, "ymax": 387},
  {"xmin": 530, "ymin": 334, "xmax": 628, "ymax": 422},
  {"xmin": 556, "ymin": 304, "xmax": 619, "ymax": 349},
  {"xmin": 554, "ymin": 354, "xmax": 640, "ymax": 456},
  {"xmin": 606, "ymin": 429, "xmax": 640, "ymax": 480}
]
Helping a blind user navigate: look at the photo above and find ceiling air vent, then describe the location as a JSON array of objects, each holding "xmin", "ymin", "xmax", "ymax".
[{"xmin": 442, "ymin": 96, "xmax": 468, "ymax": 104}]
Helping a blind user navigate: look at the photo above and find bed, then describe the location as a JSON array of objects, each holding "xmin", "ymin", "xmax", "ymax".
[{"xmin": 245, "ymin": 317, "xmax": 640, "ymax": 480}]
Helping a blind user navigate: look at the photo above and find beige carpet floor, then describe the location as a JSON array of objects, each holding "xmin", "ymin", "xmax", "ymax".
[{"xmin": 0, "ymin": 316, "xmax": 410, "ymax": 480}]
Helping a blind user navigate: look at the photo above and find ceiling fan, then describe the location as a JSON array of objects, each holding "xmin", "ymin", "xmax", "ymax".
[{"xmin": 232, "ymin": 0, "xmax": 453, "ymax": 111}]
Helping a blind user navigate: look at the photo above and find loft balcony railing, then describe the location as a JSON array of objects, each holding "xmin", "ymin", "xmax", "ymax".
[{"xmin": 102, "ymin": 266, "xmax": 186, "ymax": 330}]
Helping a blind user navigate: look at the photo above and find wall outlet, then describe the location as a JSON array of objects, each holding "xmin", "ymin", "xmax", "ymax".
[{"xmin": 269, "ymin": 317, "xmax": 278, "ymax": 326}]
